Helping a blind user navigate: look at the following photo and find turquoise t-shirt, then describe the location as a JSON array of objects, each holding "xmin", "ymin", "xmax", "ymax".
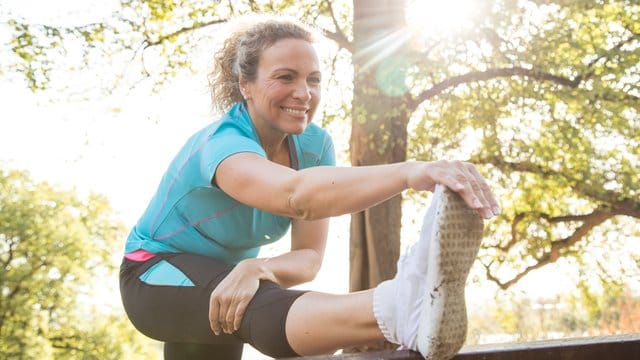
[{"xmin": 125, "ymin": 102, "xmax": 336, "ymax": 264}]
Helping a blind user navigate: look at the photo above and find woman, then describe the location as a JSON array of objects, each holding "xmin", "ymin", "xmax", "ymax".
[{"xmin": 119, "ymin": 15, "xmax": 499, "ymax": 360}]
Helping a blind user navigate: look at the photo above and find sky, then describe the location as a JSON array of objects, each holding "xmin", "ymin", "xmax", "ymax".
[{"xmin": 2, "ymin": 1, "xmax": 637, "ymax": 358}]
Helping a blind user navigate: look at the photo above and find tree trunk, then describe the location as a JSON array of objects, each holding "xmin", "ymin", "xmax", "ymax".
[
  {"xmin": 347, "ymin": 0, "xmax": 410, "ymax": 352},
  {"xmin": 349, "ymin": 0, "xmax": 409, "ymax": 302}
]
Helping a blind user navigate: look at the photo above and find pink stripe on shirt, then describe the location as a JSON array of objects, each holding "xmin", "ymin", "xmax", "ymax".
[{"xmin": 124, "ymin": 249, "xmax": 157, "ymax": 262}]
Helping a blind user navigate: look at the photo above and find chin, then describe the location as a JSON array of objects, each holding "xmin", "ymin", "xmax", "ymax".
[
  {"xmin": 287, "ymin": 117, "xmax": 313, "ymax": 134},
  {"xmin": 288, "ymin": 125, "xmax": 307, "ymax": 135}
]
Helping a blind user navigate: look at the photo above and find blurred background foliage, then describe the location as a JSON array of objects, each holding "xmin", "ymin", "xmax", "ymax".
[{"xmin": 0, "ymin": 169, "xmax": 157, "ymax": 358}]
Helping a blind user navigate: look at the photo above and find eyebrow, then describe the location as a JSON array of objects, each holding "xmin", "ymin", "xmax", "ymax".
[{"xmin": 273, "ymin": 68, "xmax": 322, "ymax": 76}]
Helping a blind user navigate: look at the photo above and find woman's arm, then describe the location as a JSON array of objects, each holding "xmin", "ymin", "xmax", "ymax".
[
  {"xmin": 240, "ymin": 217, "xmax": 328, "ymax": 288},
  {"xmin": 209, "ymin": 218, "xmax": 328, "ymax": 335},
  {"xmin": 215, "ymin": 153, "xmax": 499, "ymax": 221}
]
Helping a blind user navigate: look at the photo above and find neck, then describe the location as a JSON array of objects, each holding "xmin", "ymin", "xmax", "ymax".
[
  {"xmin": 245, "ymin": 103, "xmax": 289, "ymax": 162},
  {"xmin": 261, "ymin": 135, "xmax": 288, "ymax": 160}
]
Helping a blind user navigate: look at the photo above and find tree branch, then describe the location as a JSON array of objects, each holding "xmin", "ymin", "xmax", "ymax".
[
  {"xmin": 0, "ymin": 236, "xmax": 16, "ymax": 270},
  {"xmin": 5, "ymin": 260, "xmax": 49, "ymax": 302},
  {"xmin": 409, "ymin": 30, "xmax": 640, "ymax": 112},
  {"xmin": 485, "ymin": 208, "xmax": 614, "ymax": 290},
  {"xmin": 542, "ymin": 212, "xmax": 612, "ymax": 223},
  {"xmin": 320, "ymin": 0, "xmax": 353, "ymax": 52},
  {"xmin": 472, "ymin": 155, "xmax": 640, "ymax": 219},
  {"xmin": 585, "ymin": 32, "xmax": 640, "ymax": 70},
  {"xmin": 498, "ymin": 213, "xmax": 525, "ymax": 251},
  {"xmin": 409, "ymin": 67, "xmax": 581, "ymax": 111},
  {"xmin": 142, "ymin": 18, "xmax": 228, "ymax": 48},
  {"xmin": 48, "ymin": 336, "xmax": 84, "ymax": 352}
]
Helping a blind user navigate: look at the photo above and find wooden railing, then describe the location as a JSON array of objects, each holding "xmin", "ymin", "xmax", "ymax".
[{"xmin": 288, "ymin": 334, "xmax": 640, "ymax": 359}]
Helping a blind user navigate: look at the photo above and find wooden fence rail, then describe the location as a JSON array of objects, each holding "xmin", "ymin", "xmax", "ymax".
[{"xmin": 286, "ymin": 334, "xmax": 640, "ymax": 360}]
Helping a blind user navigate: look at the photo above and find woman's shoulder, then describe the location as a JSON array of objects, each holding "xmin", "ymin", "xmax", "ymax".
[{"xmin": 208, "ymin": 102, "xmax": 257, "ymax": 139}]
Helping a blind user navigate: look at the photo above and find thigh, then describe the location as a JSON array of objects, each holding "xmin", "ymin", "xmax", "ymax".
[
  {"xmin": 164, "ymin": 342, "xmax": 243, "ymax": 360},
  {"xmin": 120, "ymin": 252, "xmax": 240, "ymax": 345}
]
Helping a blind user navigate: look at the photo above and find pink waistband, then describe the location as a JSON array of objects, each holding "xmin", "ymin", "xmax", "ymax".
[{"xmin": 124, "ymin": 249, "xmax": 157, "ymax": 262}]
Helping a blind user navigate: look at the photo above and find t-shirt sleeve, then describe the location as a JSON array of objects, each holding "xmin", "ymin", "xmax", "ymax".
[
  {"xmin": 200, "ymin": 134, "xmax": 266, "ymax": 184},
  {"xmin": 319, "ymin": 133, "xmax": 336, "ymax": 166}
]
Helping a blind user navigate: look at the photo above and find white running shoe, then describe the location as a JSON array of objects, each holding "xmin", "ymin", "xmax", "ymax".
[
  {"xmin": 416, "ymin": 185, "xmax": 484, "ymax": 359},
  {"xmin": 373, "ymin": 185, "xmax": 484, "ymax": 359}
]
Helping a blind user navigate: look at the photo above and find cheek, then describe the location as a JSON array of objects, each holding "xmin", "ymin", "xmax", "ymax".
[
  {"xmin": 312, "ymin": 88, "xmax": 321, "ymax": 103},
  {"xmin": 263, "ymin": 81, "xmax": 279, "ymax": 92},
  {"xmin": 257, "ymin": 81, "xmax": 281, "ymax": 102},
  {"xmin": 308, "ymin": 93, "xmax": 321, "ymax": 122}
]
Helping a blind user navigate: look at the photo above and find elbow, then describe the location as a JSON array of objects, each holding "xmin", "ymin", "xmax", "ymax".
[
  {"xmin": 302, "ymin": 255, "xmax": 323, "ymax": 282},
  {"xmin": 284, "ymin": 171, "xmax": 335, "ymax": 220},
  {"xmin": 304, "ymin": 270, "xmax": 318, "ymax": 283},
  {"xmin": 287, "ymin": 192, "xmax": 323, "ymax": 221}
]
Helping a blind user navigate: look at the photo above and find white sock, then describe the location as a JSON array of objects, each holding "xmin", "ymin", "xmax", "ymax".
[{"xmin": 372, "ymin": 279, "xmax": 399, "ymax": 344}]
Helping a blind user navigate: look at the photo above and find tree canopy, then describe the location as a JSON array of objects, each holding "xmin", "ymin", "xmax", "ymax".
[
  {"xmin": 0, "ymin": 169, "xmax": 156, "ymax": 359},
  {"xmin": 2, "ymin": 0, "xmax": 638, "ymax": 312}
]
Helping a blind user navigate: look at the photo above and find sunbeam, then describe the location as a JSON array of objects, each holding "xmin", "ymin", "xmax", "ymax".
[
  {"xmin": 406, "ymin": 0, "xmax": 476, "ymax": 37},
  {"xmin": 353, "ymin": 27, "xmax": 414, "ymax": 73}
]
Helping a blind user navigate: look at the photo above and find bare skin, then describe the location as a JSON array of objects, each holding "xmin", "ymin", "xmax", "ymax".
[{"xmin": 285, "ymin": 290, "xmax": 384, "ymax": 355}]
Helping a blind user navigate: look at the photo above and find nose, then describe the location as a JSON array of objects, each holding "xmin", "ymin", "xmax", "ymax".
[{"xmin": 293, "ymin": 81, "xmax": 311, "ymax": 102}]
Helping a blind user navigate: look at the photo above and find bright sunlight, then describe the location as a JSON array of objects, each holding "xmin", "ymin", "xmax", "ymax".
[
  {"xmin": 355, "ymin": 0, "xmax": 478, "ymax": 73},
  {"xmin": 405, "ymin": 0, "xmax": 477, "ymax": 37}
]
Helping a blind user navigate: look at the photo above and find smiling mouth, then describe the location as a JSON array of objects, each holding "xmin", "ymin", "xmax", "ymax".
[{"xmin": 281, "ymin": 107, "xmax": 309, "ymax": 116}]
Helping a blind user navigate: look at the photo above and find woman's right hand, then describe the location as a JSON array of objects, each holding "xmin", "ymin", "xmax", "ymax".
[
  {"xmin": 407, "ymin": 160, "xmax": 500, "ymax": 219},
  {"xmin": 208, "ymin": 260, "xmax": 261, "ymax": 336}
]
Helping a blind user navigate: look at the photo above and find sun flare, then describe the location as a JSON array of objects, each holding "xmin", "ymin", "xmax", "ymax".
[{"xmin": 406, "ymin": 0, "xmax": 476, "ymax": 37}]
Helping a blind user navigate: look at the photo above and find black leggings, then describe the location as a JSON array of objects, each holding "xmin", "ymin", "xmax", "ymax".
[{"xmin": 119, "ymin": 252, "xmax": 307, "ymax": 359}]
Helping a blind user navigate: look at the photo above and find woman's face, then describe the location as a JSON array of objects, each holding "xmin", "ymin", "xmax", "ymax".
[{"xmin": 241, "ymin": 38, "xmax": 321, "ymax": 136}]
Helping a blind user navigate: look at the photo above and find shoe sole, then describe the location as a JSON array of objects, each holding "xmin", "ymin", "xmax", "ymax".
[{"xmin": 416, "ymin": 187, "xmax": 484, "ymax": 359}]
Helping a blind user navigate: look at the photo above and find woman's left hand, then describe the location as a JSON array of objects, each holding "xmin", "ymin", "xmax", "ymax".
[{"xmin": 208, "ymin": 260, "xmax": 261, "ymax": 335}]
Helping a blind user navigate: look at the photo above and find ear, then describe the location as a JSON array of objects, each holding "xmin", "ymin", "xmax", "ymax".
[{"xmin": 239, "ymin": 77, "xmax": 252, "ymax": 100}]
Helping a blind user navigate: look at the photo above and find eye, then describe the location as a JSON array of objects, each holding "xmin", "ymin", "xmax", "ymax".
[
  {"xmin": 278, "ymin": 74, "xmax": 293, "ymax": 81},
  {"xmin": 308, "ymin": 76, "xmax": 322, "ymax": 85}
]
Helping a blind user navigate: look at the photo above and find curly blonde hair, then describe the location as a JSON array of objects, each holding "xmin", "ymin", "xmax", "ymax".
[{"xmin": 208, "ymin": 15, "xmax": 318, "ymax": 112}]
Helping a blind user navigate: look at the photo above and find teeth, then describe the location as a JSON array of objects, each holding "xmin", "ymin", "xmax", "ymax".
[{"xmin": 283, "ymin": 107, "xmax": 307, "ymax": 116}]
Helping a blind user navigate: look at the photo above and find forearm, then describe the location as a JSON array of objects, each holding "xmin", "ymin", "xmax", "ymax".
[
  {"xmin": 289, "ymin": 162, "xmax": 414, "ymax": 220},
  {"xmin": 239, "ymin": 249, "xmax": 322, "ymax": 288}
]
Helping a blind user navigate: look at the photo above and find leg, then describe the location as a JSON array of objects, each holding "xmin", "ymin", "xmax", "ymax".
[
  {"xmin": 286, "ymin": 186, "xmax": 483, "ymax": 357},
  {"xmin": 120, "ymin": 252, "xmax": 308, "ymax": 359},
  {"xmin": 284, "ymin": 187, "xmax": 442, "ymax": 356},
  {"xmin": 286, "ymin": 290, "xmax": 385, "ymax": 355},
  {"xmin": 121, "ymin": 252, "xmax": 384, "ymax": 358},
  {"xmin": 120, "ymin": 253, "xmax": 246, "ymax": 359},
  {"xmin": 120, "ymin": 254, "xmax": 241, "ymax": 344}
]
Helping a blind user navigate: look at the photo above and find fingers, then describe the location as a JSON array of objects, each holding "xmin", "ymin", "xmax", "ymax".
[
  {"xmin": 432, "ymin": 160, "xmax": 500, "ymax": 218},
  {"xmin": 208, "ymin": 263, "xmax": 261, "ymax": 337},
  {"xmin": 465, "ymin": 163, "xmax": 500, "ymax": 215},
  {"xmin": 209, "ymin": 293, "xmax": 222, "ymax": 336},
  {"xmin": 210, "ymin": 292, "xmax": 251, "ymax": 335},
  {"xmin": 219, "ymin": 298, "xmax": 233, "ymax": 334},
  {"xmin": 233, "ymin": 298, "xmax": 250, "ymax": 331},
  {"xmin": 461, "ymin": 163, "xmax": 490, "ymax": 216},
  {"xmin": 210, "ymin": 294, "xmax": 235, "ymax": 335}
]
